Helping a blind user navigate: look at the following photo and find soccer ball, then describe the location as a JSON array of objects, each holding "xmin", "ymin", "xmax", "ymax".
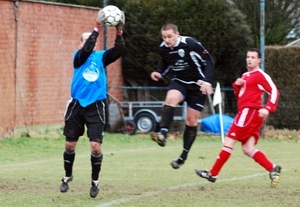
[{"xmin": 102, "ymin": 5, "xmax": 121, "ymax": 27}]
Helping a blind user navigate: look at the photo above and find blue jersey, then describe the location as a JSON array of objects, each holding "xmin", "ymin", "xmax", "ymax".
[{"xmin": 71, "ymin": 50, "xmax": 106, "ymax": 107}]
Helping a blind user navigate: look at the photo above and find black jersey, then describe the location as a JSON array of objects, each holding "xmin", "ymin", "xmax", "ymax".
[{"xmin": 158, "ymin": 36, "xmax": 214, "ymax": 84}]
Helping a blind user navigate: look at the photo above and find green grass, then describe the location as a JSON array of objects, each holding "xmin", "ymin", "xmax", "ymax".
[{"xmin": 0, "ymin": 133, "xmax": 299, "ymax": 207}]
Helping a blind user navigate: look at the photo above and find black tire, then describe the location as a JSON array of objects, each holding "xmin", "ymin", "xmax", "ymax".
[
  {"xmin": 134, "ymin": 113, "xmax": 157, "ymax": 133},
  {"xmin": 121, "ymin": 120, "xmax": 137, "ymax": 135}
]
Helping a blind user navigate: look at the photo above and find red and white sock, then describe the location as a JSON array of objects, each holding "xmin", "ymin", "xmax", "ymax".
[
  {"xmin": 210, "ymin": 146, "xmax": 233, "ymax": 176},
  {"xmin": 251, "ymin": 149, "xmax": 273, "ymax": 172}
]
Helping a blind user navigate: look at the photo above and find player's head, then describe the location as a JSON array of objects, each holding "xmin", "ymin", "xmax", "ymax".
[
  {"xmin": 79, "ymin": 32, "xmax": 97, "ymax": 50},
  {"xmin": 246, "ymin": 48, "xmax": 261, "ymax": 70},
  {"xmin": 161, "ymin": 23, "xmax": 180, "ymax": 48}
]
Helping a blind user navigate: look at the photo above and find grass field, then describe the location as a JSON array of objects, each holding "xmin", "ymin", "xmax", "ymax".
[{"xmin": 0, "ymin": 132, "xmax": 299, "ymax": 207}]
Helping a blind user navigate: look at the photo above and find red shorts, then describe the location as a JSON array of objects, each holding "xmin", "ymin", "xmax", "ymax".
[{"xmin": 227, "ymin": 108, "xmax": 264, "ymax": 144}]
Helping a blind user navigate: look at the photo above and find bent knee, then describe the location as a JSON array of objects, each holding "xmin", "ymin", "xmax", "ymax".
[
  {"xmin": 242, "ymin": 147, "xmax": 256, "ymax": 157},
  {"xmin": 90, "ymin": 141, "xmax": 101, "ymax": 154},
  {"xmin": 65, "ymin": 141, "xmax": 76, "ymax": 152}
]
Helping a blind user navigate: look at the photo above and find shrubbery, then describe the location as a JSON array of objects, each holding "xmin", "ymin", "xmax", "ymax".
[{"xmin": 265, "ymin": 46, "xmax": 300, "ymax": 130}]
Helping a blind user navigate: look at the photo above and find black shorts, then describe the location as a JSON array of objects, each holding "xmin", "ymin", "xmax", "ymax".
[
  {"xmin": 168, "ymin": 80, "xmax": 207, "ymax": 112},
  {"xmin": 63, "ymin": 99, "xmax": 105, "ymax": 143}
]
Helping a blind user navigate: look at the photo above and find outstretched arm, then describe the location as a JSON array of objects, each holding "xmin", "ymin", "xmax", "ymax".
[
  {"xmin": 102, "ymin": 10, "xmax": 126, "ymax": 66},
  {"xmin": 73, "ymin": 23, "xmax": 102, "ymax": 68},
  {"xmin": 103, "ymin": 30, "xmax": 125, "ymax": 66}
]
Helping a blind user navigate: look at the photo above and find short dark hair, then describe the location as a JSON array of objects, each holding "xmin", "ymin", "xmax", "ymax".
[
  {"xmin": 161, "ymin": 23, "xmax": 178, "ymax": 33},
  {"xmin": 247, "ymin": 48, "xmax": 261, "ymax": 58}
]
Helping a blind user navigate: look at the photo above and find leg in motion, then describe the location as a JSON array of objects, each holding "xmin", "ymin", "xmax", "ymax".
[
  {"xmin": 60, "ymin": 143, "xmax": 76, "ymax": 193},
  {"xmin": 150, "ymin": 105, "xmax": 175, "ymax": 147},
  {"xmin": 250, "ymin": 149, "xmax": 281, "ymax": 187},
  {"xmin": 171, "ymin": 125, "xmax": 197, "ymax": 169},
  {"xmin": 151, "ymin": 89, "xmax": 183, "ymax": 147},
  {"xmin": 90, "ymin": 152, "xmax": 103, "ymax": 198},
  {"xmin": 243, "ymin": 136, "xmax": 281, "ymax": 188},
  {"xmin": 195, "ymin": 137, "xmax": 235, "ymax": 182}
]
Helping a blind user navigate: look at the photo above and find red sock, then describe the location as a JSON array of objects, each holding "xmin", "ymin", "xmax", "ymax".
[
  {"xmin": 251, "ymin": 149, "xmax": 273, "ymax": 172},
  {"xmin": 210, "ymin": 146, "xmax": 233, "ymax": 176}
]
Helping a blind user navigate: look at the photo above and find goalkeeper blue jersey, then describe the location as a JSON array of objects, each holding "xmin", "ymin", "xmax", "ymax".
[{"xmin": 70, "ymin": 50, "xmax": 106, "ymax": 107}]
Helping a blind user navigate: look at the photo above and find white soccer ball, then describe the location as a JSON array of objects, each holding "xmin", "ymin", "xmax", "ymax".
[{"xmin": 102, "ymin": 5, "xmax": 121, "ymax": 27}]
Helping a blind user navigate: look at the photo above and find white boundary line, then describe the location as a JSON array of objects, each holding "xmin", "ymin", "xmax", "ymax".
[{"xmin": 96, "ymin": 171, "xmax": 284, "ymax": 207}]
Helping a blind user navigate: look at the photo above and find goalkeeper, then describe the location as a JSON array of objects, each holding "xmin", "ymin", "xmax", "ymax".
[
  {"xmin": 150, "ymin": 23, "xmax": 215, "ymax": 169},
  {"xmin": 59, "ymin": 9, "xmax": 125, "ymax": 198}
]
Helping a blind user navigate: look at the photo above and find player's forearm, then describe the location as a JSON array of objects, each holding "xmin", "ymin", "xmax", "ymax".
[
  {"xmin": 203, "ymin": 66, "xmax": 214, "ymax": 84},
  {"xmin": 83, "ymin": 30, "xmax": 99, "ymax": 52},
  {"xmin": 156, "ymin": 60, "xmax": 169, "ymax": 77},
  {"xmin": 265, "ymin": 90, "xmax": 280, "ymax": 113},
  {"xmin": 103, "ymin": 34, "xmax": 125, "ymax": 66},
  {"xmin": 73, "ymin": 30, "xmax": 99, "ymax": 68},
  {"xmin": 232, "ymin": 82, "xmax": 241, "ymax": 98},
  {"xmin": 113, "ymin": 34, "xmax": 125, "ymax": 56}
]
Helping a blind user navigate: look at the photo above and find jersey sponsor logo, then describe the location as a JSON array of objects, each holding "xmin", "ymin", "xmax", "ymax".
[
  {"xmin": 172, "ymin": 59, "xmax": 188, "ymax": 71},
  {"xmin": 82, "ymin": 62, "xmax": 99, "ymax": 82}
]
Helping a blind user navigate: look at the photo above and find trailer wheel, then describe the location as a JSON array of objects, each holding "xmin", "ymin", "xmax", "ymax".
[
  {"xmin": 135, "ymin": 113, "xmax": 157, "ymax": 133},
  {"xmin": 121, "ymin": 120, "xmax": 137, "ymax": 135}
]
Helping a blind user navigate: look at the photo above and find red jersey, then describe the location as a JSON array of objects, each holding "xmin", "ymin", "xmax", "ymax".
[{"xmin": 232, "ymin": 69, "xmax": 279, "ymax": 113}]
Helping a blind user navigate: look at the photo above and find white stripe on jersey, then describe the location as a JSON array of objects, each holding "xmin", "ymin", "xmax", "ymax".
[
  {"xmin": 171, "ymin": 78, "xmax": 198, "ymax": 85},
  {"xmin": 161, "ymin": 65, "xmax": 172, "ymax": 77},
  {"xmin": 258, "ymin": 70, "xmax": 278, "ymax": 104},
  {"xmin": 190, "ymin": 51, "xmax": 206, "ymax": 78}
]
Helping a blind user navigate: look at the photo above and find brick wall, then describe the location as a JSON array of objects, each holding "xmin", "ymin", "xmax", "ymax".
[
  {"xmin": 0, "ymin": 0, "xmax": 124, "ymax": 137},
  {"xmin": 0, "ymin": 0, "xmax": 16, "ymax": 136}
]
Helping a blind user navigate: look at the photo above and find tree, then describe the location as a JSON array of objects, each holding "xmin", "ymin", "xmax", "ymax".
[
  {"xmin": 120, "ymin": 0, "xmax": 253, "ymax": 88},
  {"xmin": 231, "ymin": 0, "xmax": 300, "ymax": 47},
  {"xmin": 40, "ymin": 0, "xmax": 254, "ymax": 88}
]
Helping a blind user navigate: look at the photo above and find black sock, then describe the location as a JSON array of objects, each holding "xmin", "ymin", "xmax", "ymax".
[
  {"xmin": 159, "ymin": 105, "xmax": 175, "ymax": 136},
  {"xmin": 181, "ymin": 125, "xmax": 197, "ymax": 160},
  {"xmin": 91, "ymin": 153, "xmax": 103, "ymax": 181},
  {"xmin": 160, "ymin": 128, "xmax": 169, "ymax": 138},
  {"xmin": 180, "ymin": 149, "xmax": 189, "ymax": 161},
  {"xmin": 63, "ymin": 151, "xmax": 75, "ymax": 177}
]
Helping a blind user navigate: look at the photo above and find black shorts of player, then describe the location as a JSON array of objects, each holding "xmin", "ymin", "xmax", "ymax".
[
  {"xmin": 63, "ymin": 99, "xmax": 105, "ymax": 143},
  {"xmin": 168, "ymin": 80, "xmax": 207, "ymax": 112}
]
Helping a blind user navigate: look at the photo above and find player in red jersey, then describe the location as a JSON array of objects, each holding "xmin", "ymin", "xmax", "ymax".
[{"xmin": 195, "ymin": 48, "xmax": 281, "ymax": 188}]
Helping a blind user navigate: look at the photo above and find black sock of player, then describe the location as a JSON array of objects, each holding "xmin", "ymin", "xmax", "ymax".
[
  {"xmin": 91, "ymin": 152, "xmax": 103, "ymax": 181},
  {"xmin": 63, "ymin": 151, "xmax": 75, "ymax": 177},
  {"xmin": 159, "ymin": 105, "xmax": 175, "ymax": 137},
  {"xmin": 160, "ymin": 128, "xmax": 169, "ymax": 138},
  {"xmin": 181, "ymin": 125, "xmax": 197, "ymax": 160}
]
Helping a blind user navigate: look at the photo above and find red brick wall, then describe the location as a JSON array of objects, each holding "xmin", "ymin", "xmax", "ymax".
[
  {"xmin": 0, "ymin": 0, "xmax": 124, "ymax": 137},
  {"xmin": 0, "ymin": 0, "xmax": 16, "ymax": 136}
]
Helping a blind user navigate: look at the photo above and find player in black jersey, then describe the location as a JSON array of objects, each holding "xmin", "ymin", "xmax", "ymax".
[{"xmin": 150, "ymin": 23, "xmax": 215, "ymax": 169}]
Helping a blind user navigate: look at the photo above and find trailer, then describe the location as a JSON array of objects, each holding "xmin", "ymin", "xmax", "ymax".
[
  {"xmin": 107, "ymin": 93, "xmax": 186, "ymax": 135},
  {"xmin": 119, "ymin": 101, "xmax": 186, "ymax": 133}
]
